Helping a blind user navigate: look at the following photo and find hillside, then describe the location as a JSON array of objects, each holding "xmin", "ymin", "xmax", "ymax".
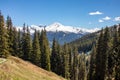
[
  {"xmin": 68, "ymin": 24, "xmax": 119, "ymax": 53},
  {"xmin": 0, "ymin": 56, "xmax": 65, "ymax": 80},
  {"xmin": 68, "ymin": 31, "xmax": 100, "ymax": 53}
]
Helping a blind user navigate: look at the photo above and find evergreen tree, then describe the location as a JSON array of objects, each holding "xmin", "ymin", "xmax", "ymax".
[
  {"xmin": 21, "ymin": 23, "xmax": 26, "ymax": 58},
  {"xmin": 21, "ymin": 25, "xmax": 32, "ymax": 60},
  {"xmin": 78, "ymin": 53, "xmax": 86, "ymax": 80},
  {"xmin": 17, "ymin": 29, "xmax": 23, "ymax": 57},
  {"xmin": 6, "ymin": 16, "xmax": 14, "ymax": 54},
  {"xmin": 56, "ymin": 42, "xmax": 63, "ymax": 75},
  {"xmin": 68, "ymin": 46, "xmax": 73, "ymax": 80},
  {"xmin": 51, "ymin": 38, "xmax": 60, "ymax": 74},
  {"xmin": 88, "ymin": 45, "xmax": 96, "ymax": 80},
  {"xmin": 63, "ymin": 43, "xmax": 70, "ymax": 79},
  {"xmin": 71, "ymin": 46, "xmax": 78, "ymax": 80},
  {"xmin": 101, "ymin": 27, "xmax": 110, "ymax": 80},
  {"xmin": 95, "ymin": 27, "xmax": 110, "ymax": 80},
  {"xmin": 113, "ymin": 25, "xmax": 118, "ymax": 47},
  {"xmin": 0, "ymin": 12, "xmax": 9, "ymax": 58},
  {"xmin": 118, "ymin": 25, "xmax": 120, "ymax": 42},
  {"xmin": 40, "ymin": 30, "xmax": 51, "ymax": 71},
  {"xmin": 94, "ymin": 29, "xmax": 104, "ymax": 80},
  {"xmin": 107, "ymin": 26, "xmax": 118, "ymax": 79},
  {"xmin": 114, "ymin": 25, "xmax": 120, "ymax": 80},
  {"xmin": 12, "ymin": 27, "xmax": 19, "ymax": 56},
  {"xmin": 32, "ymin": 29, "xmax": 41, "ymax": 66},
  {"xmin": 25, "ymin": 26, "xmax": 32, "ymax": 60}
]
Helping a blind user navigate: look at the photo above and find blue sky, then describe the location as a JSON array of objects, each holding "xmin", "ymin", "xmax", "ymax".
[{"xmin": 0, "ymin": 0, "xmax": 120, "ymax": 29}]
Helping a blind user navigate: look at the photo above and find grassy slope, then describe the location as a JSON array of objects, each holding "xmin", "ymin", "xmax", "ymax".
[{"xmin": 0, "ymin": 56, "xmax": 65, "ymax": 80}]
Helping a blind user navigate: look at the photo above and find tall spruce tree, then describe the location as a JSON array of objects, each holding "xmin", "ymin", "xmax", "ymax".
[
  {"xmin": 113, "ymin": 25, "xmax": 118, "ymax": 47},
  {"xmin": 56, "ymin": 42, "xmax": 63, "ymax": 75},
  {"xmin": 94, "ymin": 29, "xmax": 104, "ymax": 80},
  {"xmin": 68, "ymin": 46, "xmax": 73, "ymax": 80},
  {"xmin": 63, "ymin": 43, "xmax": 70, "ymax": 79},
  {"xmin": 0, "ymin": 12, "xmax": 9, "ymax": 58},
  {"xmin": 21, "ymin": 23, "xmax": 26, "ymax": 58},
  {"xmin": 21, "ymin": 25, "xmax": 32, "ymax": 60},
  {"xmin": 107, "ymin": 26, "xmax": 118, "ymax": 79},
  {"xmin": 114, "ymin": 25, "xmax": 120, "ymax": 80},
  {"xmin": 25, "ymin": 26, "xmax": 32, "ymax": 60},
  {"xmin": 51, "ymin": 38, "xmax": 60, "ymax": 74},
  {"xmin": 12, "ymin": 27, "xmax": 19, "ymax": 56},
  {"xmin": 118, "ymin": 25, "xmax": 120, "ymax": 42},
  {"xmin": 102, "ymin": 27, "xmax": 110, "ymax": 79},
  {"xmin": 95, "ymin": 27, "xmax": 110, "ymax": 80},
  {"xmin": 32, "ymin": 30, "xmax": 41, "ymax": 66},
  {"xmin": 17, "ymin": 29, "xmax": 23, "ymax": 57},
  {"xmin": 71, "ymin": 46, "xmax": 78, "ymax": 80},
  {"xmin": 6, "ymin": 16, "xmax": 14, "ymax": 55},
  {"xmin": 78, "ymin": 53, "xmax": 86, "ymax": 80},
  {"xmin": 40, "ymin": 30, "xmax": 51, "ymax": 71},
  {"xmin": 88, "ymin": 45, "xmax": 96, "ymax": 80},
  {"xmin": 50, "ymin": 38, "xmax": 64, "ymax": 76}
]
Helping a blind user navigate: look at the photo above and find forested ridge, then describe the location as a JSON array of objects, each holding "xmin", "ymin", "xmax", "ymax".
[{"xmin": 0, "ymin": 11, "xmax": 120, "ymax": 80}]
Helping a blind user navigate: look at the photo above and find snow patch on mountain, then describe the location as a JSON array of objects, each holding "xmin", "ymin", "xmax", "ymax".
[
  {"xmin": 46, "ymin": 22, "xmax": 99, "ymax": 33},
  {"xmin": 16, "ymin": 22, "xmax": 100, "ymax": 45},
  {"xmin": 16, "ymin": 22, "xmax": 99, "ymax": 34}
]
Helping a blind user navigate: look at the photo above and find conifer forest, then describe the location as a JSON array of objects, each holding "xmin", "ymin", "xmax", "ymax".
[{"xmin": 0, "ymin": 11, "xmax": 120, "ymax": 80}]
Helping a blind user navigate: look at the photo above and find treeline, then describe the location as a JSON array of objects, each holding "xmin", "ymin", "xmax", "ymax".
[
  {"xmin": 68, "ymin": 31, "xmax": 99, "ymax": 53},
  {"xmin": 0, "ymin": 12, "xmax": 87, "ymax": 80}
]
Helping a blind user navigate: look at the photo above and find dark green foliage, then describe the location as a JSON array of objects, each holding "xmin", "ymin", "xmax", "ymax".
[
  {"xmin": 95, "ymin": 27, "xmax": 110, "ymax": 80},
  {"xmin": 71, "ymin": 46, "xmax": 78, "ymax": 80},
  {"xmin": 94, "ymin": 29, "xmax": 104, "ymax": 80},
  {"xmin": 69, "ymin": 32, "xmax": 99, "ymax": 53},
  {"xmin": 17, "ymin": 29, "xmax": 23, "ymax": 57},
  {"xmin": 25, "ymin": 26, "xmax": 32, "ymax": 60},
  {"xmin": 51, "ymin": 38, "xmax": 61, "ymax": 74},
  {"xmin": 12, "ymin": 27, "xmax": 19, "ymax": 56},
  {"xmin": 40, "ymin": 30, "xmax": 51, "ymax": 71},
  {"xmin": 21, "ymin": 24, "xmax": 26, "ymax": 58},
  {"xmin": 118, "ymin": 25, "xmax": 120, "ymax": 42},
  {"xmin": 68, "ymin": 46, "xmax": 72, "ymax": 79},
  {"xmin": 113, "ymin": 25, "xmax": 118, "ymax": 47},
  {"xmin": 62, "ymin": 43, "xmax": 70, "ymax": 79},
  {"xmin": 88, "ymin": 45, "xmax": 96, "ymax": 80},
  {"xmin": 1, "ymin": 11, "xmax": 120, "ymax": 80},
  {"xmin": 0, "ymin": 12, "xmax": 9, "ymax": 58},
  {"xmin": 32, "ymin": 30, "xmax": 41, "ymax": 66},
  {"xmin": 115, "ymin": 45, "xmax": 120, "ymax": 80},
  {"xmin": 107, "ymin": 26, "xmax": 118, "ymax": 79},
  {"xmin": 21, "ymin": 24, "xmax": 32, "ymax": 60},
  {"xmin": 115, "ymin": 25, "xmax": 120, "ymax": 79},
  {"xmin": 78, "ymin": 53, "xmax": 86, "ymax": 80},
  {"xmin": 6, "ymin": 16, "xmax": 14, "ymax": 54}
]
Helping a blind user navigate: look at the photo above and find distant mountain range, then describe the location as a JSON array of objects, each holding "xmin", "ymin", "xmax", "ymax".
[{"xmin": 17, "ymin": 22, "xmax": 99, "ymax": 45}]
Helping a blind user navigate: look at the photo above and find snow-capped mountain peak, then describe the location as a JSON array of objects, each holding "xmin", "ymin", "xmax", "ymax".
[
  {"xmin": 16, "ymin": 22, "xmax": 99, "ymax": 45},
  {"xmin": 45, "ymin": 22, "xmax": 99, "ymax": 33},
  {"xmin": 49, "ymin": 22, "xmax": 63, "ymax": 27},
  {"xmin": 17, "ymin": 22, "xmax": 99, "ymax": 34}
]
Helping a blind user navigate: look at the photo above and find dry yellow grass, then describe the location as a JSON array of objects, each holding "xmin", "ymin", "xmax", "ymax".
[{"xmin": 0, "ymin": 56, "xmax": 65, "ymax": 80}]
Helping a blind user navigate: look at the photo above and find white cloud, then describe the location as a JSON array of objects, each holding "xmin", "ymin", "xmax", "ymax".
[
  {"xmin": 98, "ymin": 16, "xmax": 111, "ymax": 23},
  {"xmin": 99, "ymin": 19, "xmax": 104, "ymax": 22},
  {"xmin": 102, "ymin": 16, "xmax": 111, "ymax": 20},
  {"xmin": 89, "ymin": 11, "xmax": 103, "ymax": 15},
  {"xmin": 114, "ymin": 17, "xmax": 120, "ymax": 21}
]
